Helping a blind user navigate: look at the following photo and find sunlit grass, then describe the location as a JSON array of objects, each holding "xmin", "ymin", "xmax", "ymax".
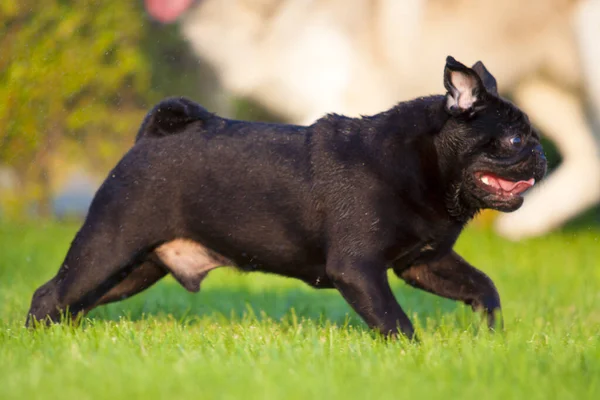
[{"xmin": 1, "ymin": 221, "xmax": 599, "ymax": 399}]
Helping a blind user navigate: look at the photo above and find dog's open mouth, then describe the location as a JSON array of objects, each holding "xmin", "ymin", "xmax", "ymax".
[{"xmin": 476, "ymin": 172, "xmax": 535, "ymax": 197}]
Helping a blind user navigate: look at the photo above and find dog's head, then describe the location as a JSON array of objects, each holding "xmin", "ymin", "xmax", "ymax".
[{"xmin": 437, "ymin": 56, "xmax": 547, "ymax": 216}]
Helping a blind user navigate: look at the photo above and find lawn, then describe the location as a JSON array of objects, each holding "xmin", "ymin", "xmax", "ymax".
[{"xmin": 1, "ymin": 221, "xmax": 599, "ymax": 399}]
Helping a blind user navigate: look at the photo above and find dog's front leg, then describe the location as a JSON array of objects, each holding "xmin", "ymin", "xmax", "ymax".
[
  {"xmin": 394, "ymin": 251, "xmax": 502, "ymax": 330},
  {"xmin": 327, "ymin": 257, "xmax": 415, "ymax": 339}
]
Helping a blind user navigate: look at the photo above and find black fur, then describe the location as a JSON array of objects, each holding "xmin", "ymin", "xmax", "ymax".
[
  {"xmin": 135, "ymin": 97, "xmax": 214, "ymax": 142},
  {"xmin": 27, "ymin": 57, "xmax": 547, "ymax": 338}
]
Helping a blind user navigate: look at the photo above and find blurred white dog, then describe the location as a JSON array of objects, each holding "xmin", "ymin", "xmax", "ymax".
[{"xmin": 145, "ymin": 0, "xmax": 600, "ymax": 240}]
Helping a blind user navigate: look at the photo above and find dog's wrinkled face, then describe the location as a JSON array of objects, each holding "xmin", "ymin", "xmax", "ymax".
[{"xmin": 438, "ymin": 57, "xmax": 547, "ymax": 214}]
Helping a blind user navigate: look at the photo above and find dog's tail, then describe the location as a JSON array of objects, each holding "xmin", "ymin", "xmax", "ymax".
[{"xmin": 135, "ymin": 97, "xmax": 214, "ymax": 142}]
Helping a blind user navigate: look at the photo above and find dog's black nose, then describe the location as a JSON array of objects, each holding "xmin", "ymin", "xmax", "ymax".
[{"xmin": 532, "ymin": 144, "xmax": 546, "ymax": 160}]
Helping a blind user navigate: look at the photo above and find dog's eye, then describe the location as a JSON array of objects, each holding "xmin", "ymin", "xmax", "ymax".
[{"xmin": 509, "ymin": 135, "xmax": 522, "ymax": 147}]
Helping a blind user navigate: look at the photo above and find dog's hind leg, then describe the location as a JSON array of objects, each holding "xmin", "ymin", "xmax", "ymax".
[
  {"xmin": 81, "ymin": 238, "xmax": 228, "ymax": 315},
  {"xmin": 25, "ymin": 217, "xmax": 159, "ymax": 327},
  {"xmin": 394, "ymin": 251, "xmax": 502, "ymax": 330},
  {"xmin": 87, "ymin": 261, "xmax": 167, "ymax": 309},
  {"xmin": 91, "ymin": 239, "xmax": 229, "ymax": 309}
]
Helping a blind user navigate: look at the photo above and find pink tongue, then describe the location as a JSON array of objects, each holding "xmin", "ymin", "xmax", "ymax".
[
  {"xmin": 145, "ymin": 0, "xmax": 193, "ymax": 23},
  {"xmin": 496, "ymin": 177, "xmax": 535, "ymax": 194}
]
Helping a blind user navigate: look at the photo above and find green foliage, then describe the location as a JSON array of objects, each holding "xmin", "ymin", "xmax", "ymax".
[
  {"xmin": 0, "ymin": 1, "xmax": 156, "ymax": 216},
  {"xmin": 1, "ymin": 222, "xmax": 599, "ymax": 399}
]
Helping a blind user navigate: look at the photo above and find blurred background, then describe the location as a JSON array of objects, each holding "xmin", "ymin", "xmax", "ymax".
[{"xmin": 1, "ymin": 0, "xmax": 600, "ymax": 240}]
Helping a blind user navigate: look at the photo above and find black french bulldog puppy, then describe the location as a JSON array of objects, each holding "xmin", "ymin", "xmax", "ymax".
[{"xmin": 27, "ymin": 57, "xmax": 546, "ymax": 338}]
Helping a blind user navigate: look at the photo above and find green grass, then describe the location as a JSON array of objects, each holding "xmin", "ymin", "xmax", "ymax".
[{"xmin": 1, "ymin": 222, "xmax": 599, "ymax": 399}]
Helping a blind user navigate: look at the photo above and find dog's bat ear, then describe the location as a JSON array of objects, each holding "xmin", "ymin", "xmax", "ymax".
[
  {"xmin": 472, "ymin": 61, "xmax": 498, "ymax": 96},
  {"xmin": 443, "ymin": 56, "xmax": 488, "ymax": 116}
]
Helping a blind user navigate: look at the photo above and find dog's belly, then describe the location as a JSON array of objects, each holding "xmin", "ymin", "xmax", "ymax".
[
  {"xmin": 227, "ymin": 242, "xmax": 330, "ymax": 287},
  {"xmin": 154, "ymin": 234, "xmax": 329, "ymax": 291}
]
